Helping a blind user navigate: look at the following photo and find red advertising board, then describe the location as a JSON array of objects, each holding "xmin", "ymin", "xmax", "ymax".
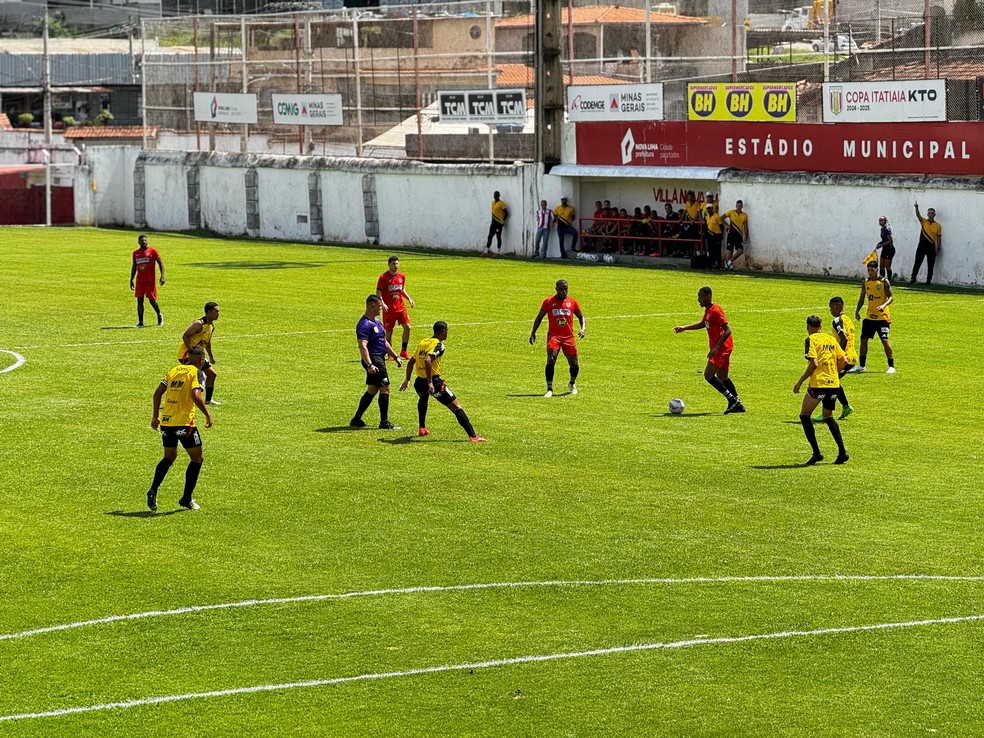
[{"xmin": 575, "ymin": 121, "xmax": 984, "ymax": 176}]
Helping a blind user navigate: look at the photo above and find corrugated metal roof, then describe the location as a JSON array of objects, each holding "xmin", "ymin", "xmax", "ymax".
[
  {"xmin": 64, "ymin": 126, "xmax": 157, "ymax": 139},
  {"xmin": 0, "ymin": 53, "xmax": 137, "ymax": 86}
]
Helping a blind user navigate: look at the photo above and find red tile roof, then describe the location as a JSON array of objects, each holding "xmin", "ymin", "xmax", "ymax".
[
  {"xmin": 63, "ymin": 126, "xmax": 157, "ymax": 139},
  {"xmin": 0, "ymin": 114, "xmax": 13, "ymax": 131},
  {"xmin": 495, "ymin": 63, "xmax": 632, "ymax": 87},
  {"xmin": 496, "ymin": 6, "xmax": 705, "ymax": 28}
]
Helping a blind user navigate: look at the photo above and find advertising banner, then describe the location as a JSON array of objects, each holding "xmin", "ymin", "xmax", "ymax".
[
  {"xmin": 438, "ymin": 89, "xmax": 527, "ymax": 124},
  {"xmin": 823, "ymin": 80, "xmax": 946, "ymax": 123},
  {"xmin": 575, "ymin": 120, "xmax": 984, "ymax": 176},
  {"xmin": 567, "ymin": 83, "xmax": 664, "ymax": 122},
  {"xmin": 271, "ymin": 94, "xmax": 344, "ymax": 126},
  {"xmin": 687, "ymin": 83, "xmax": 796, "ymax": 122},
  {"xmin": 193, "ymin": 92, "xmax": 257, "ymax": 124}
]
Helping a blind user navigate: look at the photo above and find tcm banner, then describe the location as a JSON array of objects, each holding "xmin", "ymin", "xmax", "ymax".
[
  {"xmin": 567, "ymin": 83, "xmax": 664, "ymax": 122},
  {"xmin": 272, "ymin": 94, "xmax": 343, "ymax": 126},
  {"xmin": 193, "ymin": 92, "xmax": 257, "ymax": 124},
  {"xmin": 438, "ymin": 89, "xmax": 527, "ymax": 124},
  {"xmin": 687, "ymin": 83, "xmax": 796, "ymax": 122},
  {"xmin": 823, "ymin": 80, "xmax": 946, "ymax": 123},
  {"xmin": 575, "ymin": 120, "xmax": 984, "ymax": 176}
]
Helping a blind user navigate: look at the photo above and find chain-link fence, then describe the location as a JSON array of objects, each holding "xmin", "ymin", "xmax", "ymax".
[{"xmin": 140, "ymin": 0, "xmax": 984, "ymax": 160}]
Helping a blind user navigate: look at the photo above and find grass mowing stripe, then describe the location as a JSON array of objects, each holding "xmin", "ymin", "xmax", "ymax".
[{"xmin": 3, "ymin": 612, "xmax": 982, "ymax": 723}]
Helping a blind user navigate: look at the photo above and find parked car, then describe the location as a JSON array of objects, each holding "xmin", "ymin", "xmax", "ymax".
[
  {"xmin": 811, "ymin": 35, "xmax": 859, "ymax": 54},
  {"xmin": 781, "ymin": 7, "xmax": 812, "ymax": 31}
]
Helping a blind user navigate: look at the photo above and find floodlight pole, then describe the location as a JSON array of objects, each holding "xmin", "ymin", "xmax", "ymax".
[
  {"xmin": 486, "ymin": 0, "xmax": 494, "ymax": 164},
  {"xmin": 645, "ymin": 0, "xmax": 651, "ymax": 83},
  {"xmin": 43, "ymin": 13, "xmax": 52, "ymax": 226}
]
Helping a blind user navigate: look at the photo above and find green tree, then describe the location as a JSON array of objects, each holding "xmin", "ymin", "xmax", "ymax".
[{"xmin": 954, "ymin": 0, "xmax": 984, "ymax": 28}]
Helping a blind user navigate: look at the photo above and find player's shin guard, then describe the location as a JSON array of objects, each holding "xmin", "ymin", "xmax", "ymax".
[
  {"xmin": 453, "ymin": 408, "xmax": 477, "ymax": 438},
  {"xmin": 417, "ymin": 394, "xmax": 429, "ymax": 429},
  {"xmin": 823, "ymin": 417, "xmax": 847, "ymax": 455},
  {"xmin": 182, "ymin": 460, "xmax": 202, "ymax": 499},
  {"xmin": 800, "ymin": 415, "xmax": 821, "ymax": 454},
  {"xmin": 205, "ymin": 385, "xmax": 215, "ymax": 402},
  {"xmin": 150, "ymin": 457, "xmax": 173, "ymax": 492},
  {"xmin": 707, "ymin": 376, "xmax": 736, "ymax": 402},
  {"xmin": 722, "ymin": 378, "xmax": 739, "ymax": 400},
  {"xmin": 545, "ymin": 364, "xmax": 555, "ymax": 389},
  {"xmin": 378, "ymin": 393, "xmax": 390, "ymax": 422},
  {"xmin": 354, "ymin": 392, "xmax": 374, "ymax": 420}
]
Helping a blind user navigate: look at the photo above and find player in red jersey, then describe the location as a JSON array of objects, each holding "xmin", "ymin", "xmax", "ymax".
[
  {"xmin": 376, "ymin": 256, "xmax": 415, "ymax": 360},
  {"xmin": 529, "ymin": 279, "xmax": 586, "ymax": 397},
  {"xmin": 673, "ymin": 286, "xmax": 746, "ymax": 413},
  {"xmin": 129, "ymin": 234, "xmax": 165, "ymax": 328}
]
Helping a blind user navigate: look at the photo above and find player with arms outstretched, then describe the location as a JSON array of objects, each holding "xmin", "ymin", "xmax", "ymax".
[
  {"xmin": 376, "ymin": 256, "xmax": 415, "ymax": 360},
  {"xmin": 529, "ymin": 279, "xmax": 585, "ymax": 397}
]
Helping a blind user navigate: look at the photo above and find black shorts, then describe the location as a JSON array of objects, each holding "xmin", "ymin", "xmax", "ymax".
[
  {"xmin": 860, "ymin": 319, "xmax": 891, "ymax": 340},
  {"xmin": 362, "ymin": 354, "xmax": 390, "ymax": 387},
  {"xmin": 881, "ymin": 244, "xmax": 896, "ymax": 260},
  {"xmin": 414, "ymin": 375, "xmax": 457, "ymax": 406},
  {"xmin": 160, "ymin": 425, "xmax": 203, "ymax": 449},
  {"xmin": 726, "ymin": 230, "xmax": 744, "ymax": 250},
  {"xmin": 808, "ymin": 386, "xmax": 846, "ymax": 411}
]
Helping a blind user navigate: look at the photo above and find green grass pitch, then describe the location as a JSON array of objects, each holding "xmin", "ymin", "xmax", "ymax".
[{"xmin": 0, "ymin": 226, "xmax": 982, "ymax": 736}]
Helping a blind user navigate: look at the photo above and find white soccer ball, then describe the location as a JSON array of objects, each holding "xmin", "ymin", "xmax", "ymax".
[
  {"xmin": 585, "ymin": 252, "xmax": 599, "ymax": 262},
  {"xmin": 668, "ymin": 398, "xmax": 685, "ymax": 415},
  {"xmin": 602, "ymin": 254, "xmax": 615, "ymax": 264}
]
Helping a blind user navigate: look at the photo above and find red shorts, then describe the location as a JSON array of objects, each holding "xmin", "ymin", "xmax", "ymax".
[
  {"xmin": 134, "ymin": 281, "xmax": 157, "ymax": 299},
  {"xmin": 383, "ymin": 308, "xmax": 410, "ymax": 332},
  {"xmin": 547, "ymin": 335, "xmax": 578, "ymax": 356},
  {"xmin": 709, "ymin": 347, "xmax": 732, "ymax": 371}
]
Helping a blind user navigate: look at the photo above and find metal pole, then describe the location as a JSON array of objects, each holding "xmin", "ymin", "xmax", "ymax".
[
  {"xmin": 924, "ymin": 0, "xmax": 931, "ymax": 77},
  {"xmin": 141, "ymin": 18, "xmax": 148, "ymax": 150},
  {"xmin": 413, "ymin": 7, "xmax": 422, "ymax": 161},
  {"xmin": 567, "ymin": 0, "xmax": 575, "ymax": 84},
  {"xmin": 353, "ymin": 12, "xmax": 364, "ymax": 157},
  {"xmin": 486, "ymin": 0, "xmax": 494, "ymax": 165},
  {"xmin": 645, "ymin": 0, "xmax": 651, "ymax": 83},
  {"xmin": 43, "ymin": 13, "xmax": 52, "ymax": 226},
  {"xmin": 194, "ymin": 18, "xmax": 201, "ymax": 151},
  {"xmin": 241, "ymin": 16, "xmax": 248, "ymax": 154},
  {"xmin": 295, "ymin": 16, "xmax": 303, "ymax": 154},
  {"xmin": 822, "ymin": 0, "xmax": 830, "ymax": 82},
  {"xmin": 731, "ymin": 0, "xmax": 737, "ymax": 81},
  {"xmin": 875, "ymin": 0, "xmax": 881, "ymax": 42}
]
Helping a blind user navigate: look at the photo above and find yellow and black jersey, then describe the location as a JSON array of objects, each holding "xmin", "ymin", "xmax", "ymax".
[
  {"xmin": 684, "ymin": 201, "xmax": 703, "ymax": 221},
  {"xmin": 918, "ymin": 217, "xmax": 941, "ymax": 248},
  {"xmin": 411, "ymin": 337, "xmax": 446, "ymax": 379},
  {"xmin": 863, "ymin": 278, "xmax": 891, "ymax": 321},
  {"xmin": 725, "ymin": 209, "xmax": 748, "ymax": 234},
  {"xmin": 177, "ymin": 319, "xmax": 214, "ymax": 361},
  {"xmin": 805, "ymin": 332, "xmax": 845, "ymax": 389},
  {"xmin": 831, "ymin": 314, "xmax": 858, "ymax": 365},
  {"xmin": 159, "ymin": 364, "xmax": 202, "ymax": 426},
  {"xmin": 491, "ymin": 199, "xmax": 508, "ymax": 224},
  {"xmin": 706, "ymin": 212, "xmax": 723, "ymax": 235}
]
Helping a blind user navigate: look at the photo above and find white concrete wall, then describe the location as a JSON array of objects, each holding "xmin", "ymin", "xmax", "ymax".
[
  {"xmin": 321, "ymin": 170, "xmax": 369, "ymax": 244},
  {"xmin": 257, "ymin": 167, "xmax": 311, "ymax": 242},
  {"xmin": 718, "ymin": 173, "xmax": 984, "ymax": 287},
  {"xmin": 144, "ymin": 160, "xmax": 190, "ymax": 231},
  {"xmin": 199, "ymin": 164, "xmax": 247, "ymax": 236},
  {"xmin": 74, "ymin": 145, "xmax": 139, "ymax": 227}
]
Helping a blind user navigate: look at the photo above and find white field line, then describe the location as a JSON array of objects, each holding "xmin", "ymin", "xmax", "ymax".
[
  {"xmin": 0, "ymin": 350, "xmax": 26, "ymax": 374},
  {"xmin": 3, "ymin": 574, "xmax": 983, "ymax": 644},
  {"xmin": 8, "ymin": 299, "xmax": 971, "ymax": 351},
  {"xmin": 2, "ymin": 612, "xmax": 982, "ymax": 723}
]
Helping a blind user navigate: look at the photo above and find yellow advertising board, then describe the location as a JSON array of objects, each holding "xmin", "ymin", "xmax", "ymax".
[{"xmin": 687, "ymin": 83, "xmax": 796, "ymax": 122}]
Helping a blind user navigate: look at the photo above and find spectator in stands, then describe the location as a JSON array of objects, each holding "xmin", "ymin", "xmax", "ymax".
[
  {"xmin": 705, "ymin": 203, "xmax": 725, "ymax": 269},
  {"xmin": 581, "ymin": 201, "xmax": 605, "ymax": 252},
  {"xmin": 616, "ymin": 208, "xmax": 632, "ymax": 253},
  {"xmin": 704, "ymin": 191, "xmax": 717, "ymax": 219},
  {"xmin": 554, "ymin": 196, "xmax": 578, "ymax": 258},
  {"xmin": 659, "ymin": 202, "xmax": 680, "ymax": 243},
  {"xmin": 681, "ymin": 190, "xmax": 703, "ymax": 244}
]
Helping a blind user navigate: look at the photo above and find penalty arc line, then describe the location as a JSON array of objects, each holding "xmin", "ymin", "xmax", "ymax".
[
  {"xmin": 7, "ymin": 298, "xmax": 968, "ymax": 351},
  {"xmin": 3, "ymin": 574, "xmax": 984, "ymax": 644},
  {"xmin": 1, "ymin": 612, "xmax": 982, "ymax": 722},
  {"xmin": 0, "ymin": 349, "xmax": 26, "ymax": 374}
]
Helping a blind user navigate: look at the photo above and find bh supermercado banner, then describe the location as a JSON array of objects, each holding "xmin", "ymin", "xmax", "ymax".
[
  {"xmin": 567, "ymin": 83, "xmax": 664, "ymax": 122},
  {"xmin": 193, "ymin": 92, "xmax": 257, "ymax": 124},
  {"xmin": 575, "ymin": 121, "xmax": 984, "ymax": 176},
  {"xmin": 823, "ymin": 80, "xmax": 946, "ymax": 123},
  {"xmin": 438, "ymin": 89, "xmax": 526, "ymax": 124},
  {"xmin": 687, "ymin": 83, "xmax": 796, "ymax": 122},
  {"xmin": 271, "ymin": 94, "xmax": 343, "ymax": 126}
]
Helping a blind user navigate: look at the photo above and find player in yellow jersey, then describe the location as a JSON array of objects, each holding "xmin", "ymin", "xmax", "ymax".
[
  {"xmin": 148, "ymin": 346, "xmax": 214, "ymax": 511},
  {"xmin": 178, "ymin": 302, "xmax": 221, "ymax": 403},
  {"xmin": 399, "ymin": 321, "xmax": 485, "ymax": 442},
  {"xmin": 482, "ymin": 191, "xmax": 508, "ymax": 257},
  {"xmin": 851, "ymin": 261, "xmax": 895, "ymax": 374},
  {"xmin": 910, "ymin": 201, "xmax": 941, "ymax": 285},
  {"xmin": 723, "ymin": 199, "xmax": 749, "ymax": 269},
  {"xmin": 817, "ymin": 296, "xmax": 857, "ymax": 420},
  {"xmin": 793, "ymin": 315, "xmax": 849, "ymax": 465}
]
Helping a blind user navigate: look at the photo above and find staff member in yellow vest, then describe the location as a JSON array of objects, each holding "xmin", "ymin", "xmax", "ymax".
[
  {"xmin": 851, "ymin": 261, "xmax": 895, "ymax": 374},
  {"xmin": 723, "ymin": 199, "xmax": 749, "ymax": 270},
  {"xmin": 554, "ymin": 196, "xmax": 578, "ymax": 259},
  {"xmin": 178, "ymin": 301, "xmax": 221, "ymax": 404},
  {"xmin": 910, "ymin": 201, "xmax": 941, "ymax": 285},
  {"xmin": 482, "ymin": 191, "xmax": 508, "ymax": 257}
]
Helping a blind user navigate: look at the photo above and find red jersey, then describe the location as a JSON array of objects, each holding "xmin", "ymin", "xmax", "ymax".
[
  {"xmin": 132, "ymin": 247, "xmax": 160, "ymax": 283},
  {"xmin": 377, "ymin": 271, "xmax": 407, "ymax": 311},
  {"xmin": 541, "ymin": 295, "xmax": 581, "ymax": 340},
  {"xmin": 703, "ymin": 303, "xmax": 733, "ymax": 351}
]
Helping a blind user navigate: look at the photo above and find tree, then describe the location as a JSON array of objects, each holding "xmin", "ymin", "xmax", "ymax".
[{"xmin": 954, "ymin": 0, "xmax": 984, "ymax": 29}]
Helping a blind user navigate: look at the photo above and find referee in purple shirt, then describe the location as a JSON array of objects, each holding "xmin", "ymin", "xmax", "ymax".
[{"xmin": 351, "ymin": 295, "xmax": 403, "ymax": 430}]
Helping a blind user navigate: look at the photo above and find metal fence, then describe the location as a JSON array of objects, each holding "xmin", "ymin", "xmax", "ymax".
[{"xmin": 139, "ymin": 0, "xmax": 984, "ymax": 160}]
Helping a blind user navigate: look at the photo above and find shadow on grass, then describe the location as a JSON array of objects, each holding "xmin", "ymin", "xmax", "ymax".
[
  {"xmin": 186, "ymin": 261, "xmax": 329, "ymax": 270},
  {"xmin": 377, "ymin": 436, "xmax": 467, "ymax": 445},
  {"xmin": 658, "ymin": 412, "xmax": 716, "ymax": 418},
  {"xmin": 101, "ymin": 325, "xmax": 142, "ymax": 330},
  {"xmin": 505, "ymin": 392, "xmax": 577, "ymax": 398},
  {"xmin": 314, "ymin": 426, "xmax": 367, "ymax": 433},
  {"xmin": 750, "ymin": 463, "xmax": 819, "ymax": 469},
  {"xmin": 106, "ymin": 509, "xmax": 184, "ymax": 518}
]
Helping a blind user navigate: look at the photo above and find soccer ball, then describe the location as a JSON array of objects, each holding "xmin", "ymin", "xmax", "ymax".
[
  {"xmin": 602, "ymin": 254, "xmax": 615, "ymax": 264},
  {"xmin": 668, "ymin": 398, "xmax": 685, "ymax": 415}
]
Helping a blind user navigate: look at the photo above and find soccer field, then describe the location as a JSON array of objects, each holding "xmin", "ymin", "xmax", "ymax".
[{"xmin": 1, "ymin": 227, "xmax": 982, "ymax": 736}]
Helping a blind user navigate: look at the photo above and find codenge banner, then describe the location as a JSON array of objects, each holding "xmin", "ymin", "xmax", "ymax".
[
  {"xmin": 823, "ymin": 80, "xmax": 946, "ymax": 123},
  {"xmin": 575, "ymin": 121, "xmax": 984, "ymax": 176},
  {"xmin": 687, "ymin": 83, "xmax": 796, "ymax": 122},
  {"xmin": 567, "ymin": 83, "xmax": 664, "ymax": 122}
]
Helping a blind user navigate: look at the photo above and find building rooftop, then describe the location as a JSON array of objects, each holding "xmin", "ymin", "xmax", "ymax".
[
  {"xmin": 496, "ymin": 6, "xmax": 705, "ymax": 28},
  {"xmin": 63, "ymin": 126, "xmax": 157, "ymax": 139},
  {"xmin": 494, "ymin": 63, "xmax": 632, "ymax": 87}
]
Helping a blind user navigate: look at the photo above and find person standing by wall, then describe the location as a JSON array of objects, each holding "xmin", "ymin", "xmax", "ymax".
[
  {"xmin": 910, "ymin": 202, "xmax": 941, "ymax": 285},
  {"xmin": 874, "ymin": 215, "xmax": 895, "ymax": 282},
  {"xmin": 554, "ymin": 196, "xmax": 578, "ymax": 258},
  {"xmin": 533, "ymin": 199, "xmax": 554, "ymax": 259},
  {"xmin": 482, "ymin": 191, "xmax": 508, "ymax": 257},
  {"xmin": 724, "ymin": 200, "xmax": 749, "ymax": 270}
]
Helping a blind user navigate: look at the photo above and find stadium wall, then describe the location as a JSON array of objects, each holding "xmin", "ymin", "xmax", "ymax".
[{"xmin": 74, "ymin": 146, "xmax": 140, "ymax": 227}]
